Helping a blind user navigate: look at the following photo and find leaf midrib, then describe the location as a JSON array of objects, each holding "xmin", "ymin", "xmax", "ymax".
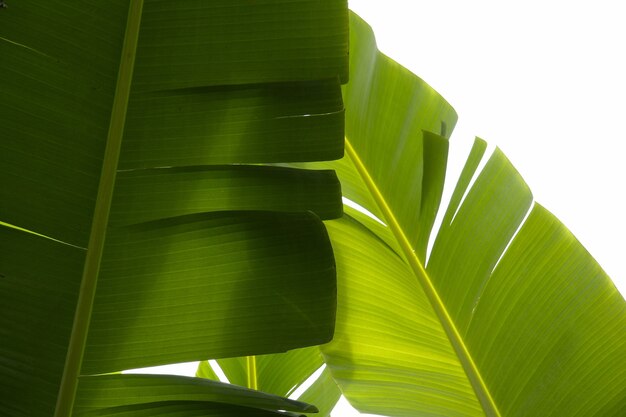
[
  {"xmin": 344, "ymin": 138, "xmax": 501, "ymax": 417},
  {"xmin": 53, "ymin": 2, "xmax": 145, "ymax": 417}
]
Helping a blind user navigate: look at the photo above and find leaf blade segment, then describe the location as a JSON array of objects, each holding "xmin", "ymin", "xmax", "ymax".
[{"xmin": 344, "ymin": 138, "xmax": 501, "ymax": 417}]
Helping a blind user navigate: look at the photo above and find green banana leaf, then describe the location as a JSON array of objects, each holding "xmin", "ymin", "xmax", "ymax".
[
  {"xmin": 317, "ymin": 13, "xmax": 626, "ymax": 417},
  {"xmin": 196, "ymin": 348, "xmax": 341, "ymax": 417},
  {"xmin": 193, "ymin": 11, "xmax": 625, "ymax": 417},
  {"xmin": 75, "ymin": 374, "xmax": 317, "ymax": 417},
  {"xmin": 0, "ymin": 2, "xmax": 348, "ymax": 416}
]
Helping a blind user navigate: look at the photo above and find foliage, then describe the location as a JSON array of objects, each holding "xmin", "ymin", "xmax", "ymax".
[
  {"xmin": 200, "ymin": 12, "xmax": 626, "ymax": 417},
  {"xmin": 1, "ymin": 3, "xmax": 625, "ymax": 417},
  {"xmin": 0, "ymin": 1, "xmax": 347, "ymax": 416},
  {"xmin": 316, "ymin": 15, "xmax": 626, "ymax": 416}
]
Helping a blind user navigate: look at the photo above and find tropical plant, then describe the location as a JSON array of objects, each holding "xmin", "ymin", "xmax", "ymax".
[
  {"xmin": 0, "ymin": 1, "xmax": 348, "ymax": 416},
  {"xmin": 2, "ymin": 3, "xmax": 625, "ymax": 417},
  {"xmin": 322, "ymin": 14, "xmax": 626, "ymax": 416},
  {"xmin": 197, "ymin": 12, "xmax": 626, "ymax": 417}
]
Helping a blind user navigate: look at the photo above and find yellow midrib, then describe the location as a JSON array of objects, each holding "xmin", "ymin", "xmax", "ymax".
[
  {"xmin": 247, "ymin": 356, "xmax": 259, "ymax": 390},
  {"xmin": 344, "ymin": 138, "xmax": 501, "ymax": 417}
]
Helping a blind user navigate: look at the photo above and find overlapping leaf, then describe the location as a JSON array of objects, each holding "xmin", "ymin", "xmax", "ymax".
[
  {"xmin": 74, "ymin": 374, "xmax": 317, "ymax": 416},
  {"xmin": 196, "ymin": 348, "xmax": 341, "ymax": 417},
  {"xmin": 315, "ymin": 13, "xmax": 626, "ymax": 417},
  {"xmin": 0, "ymin": 1, "xmax": 347, "ymax": 416}
]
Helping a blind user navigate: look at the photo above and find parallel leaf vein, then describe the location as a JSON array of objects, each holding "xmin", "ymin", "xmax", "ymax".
[{"xmin": 344, "ymin": 138, "xmax": 501, "ymax": 417}]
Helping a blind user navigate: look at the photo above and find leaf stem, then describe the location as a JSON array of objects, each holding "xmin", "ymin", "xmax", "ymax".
[
  {"xmin": 246, "ymin": 356, "xmax": 258, "ymax": 390},
  {"xmin": 344, "ymin": 138, "xmax": 501, "ymax": 417},
  {"xmin": 53, "ymin": 2, "xmax": 144, "ymax": 416}
]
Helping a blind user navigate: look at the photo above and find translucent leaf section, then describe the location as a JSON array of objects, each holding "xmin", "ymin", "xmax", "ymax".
[
  {"xmin": 315, "ymin": 11, "xmax": 626, "ymax": 417},
  {"xmin": 83, "ymin": 212, "xmax": 336, "ymax": 374}
]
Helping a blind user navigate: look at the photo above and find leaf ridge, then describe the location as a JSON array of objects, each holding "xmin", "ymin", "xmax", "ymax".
[
  {"xmin": 247, "ymin": 356, "xmax": 259, "ymax": 390},
  {"xmin": 53, "ymin": 2, "xmax": 145, "ymax": 416},
  {"xmin": 0, "ymin": 220, "xmax": 87, "ymax": 250},
  {"xmin": 344, "ymin": 138, "xmax": 501, "ymax": 417}
]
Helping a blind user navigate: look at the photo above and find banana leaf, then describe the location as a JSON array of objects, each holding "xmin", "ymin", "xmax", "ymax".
[
  {"xmin": 317, "ymin": 13, "xmax": 626, "ymax": 417},
  {"xmin": 0, "ymin": 1, "xmax": 348, "ymax": 416},
  {"xmin": 196, "ymin": 11, "xmax": 625, "ymax": 417},
  {"xmin": 197, "ymin": 348, "xmax": 341, "ymax": 417}
]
